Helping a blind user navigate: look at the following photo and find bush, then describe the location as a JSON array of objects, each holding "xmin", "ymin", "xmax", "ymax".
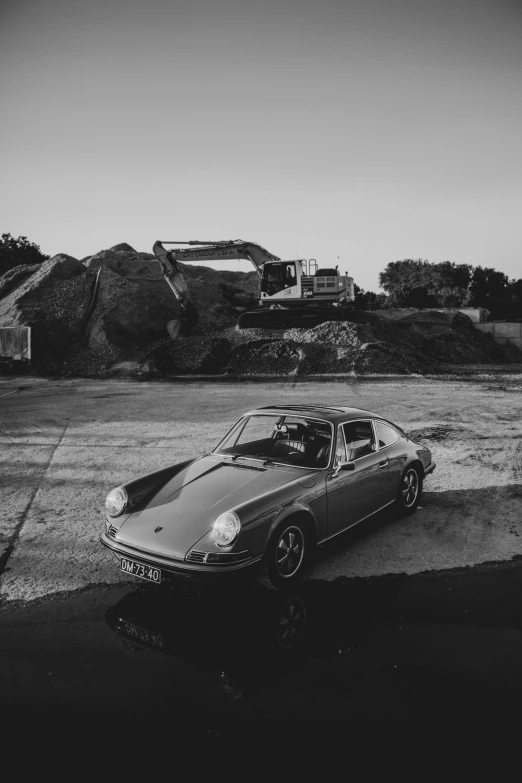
[{"xmin": 0, "ymin": 233, "xmax": 49, "ymax": 276}]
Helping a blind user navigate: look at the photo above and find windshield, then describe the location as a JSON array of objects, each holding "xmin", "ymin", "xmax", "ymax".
[{"xmin": 213, "ymin": 414, "xmax": 332, "ymax": 468}]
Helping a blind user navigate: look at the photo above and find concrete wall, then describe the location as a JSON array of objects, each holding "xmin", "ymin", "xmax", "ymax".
[
  {"xmin": 431, "ymin": 308, "xmax": 487, "ymax": 323},
  {"xmin": 0, "ymin": 327, "xmax": 31, "ymax": 361},
  {"xmin": 475, "ymin": 322, "xmax": 522, "ymax": 351}
]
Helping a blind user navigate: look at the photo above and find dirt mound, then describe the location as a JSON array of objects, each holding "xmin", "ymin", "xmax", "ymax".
[
  {"xmin": 0, "ymin": 243, "xmax": 260, "ymax": 375},
  {"xmin": 0, "ymin": 254, "xmax": 93, "ymax": 370},
  {"xmin": 0, "ymin": 263, "xmax": 41, "ymax": 300},
  {"xmin": 1, "ymin": 242, "xmax": 519, "ymax": 377},
  {"xmin": 146, "ymin": 310, "xmax": 520, "ymax": 377}
]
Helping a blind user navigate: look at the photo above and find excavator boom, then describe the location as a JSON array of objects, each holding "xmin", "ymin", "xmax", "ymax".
[
  {"xmin": 152, "ymin": 239, "xmax": 280, "ymax": 338},
  {"xmin": 153, "ymin": 239, "xmax": 279, "ymax": 276}
]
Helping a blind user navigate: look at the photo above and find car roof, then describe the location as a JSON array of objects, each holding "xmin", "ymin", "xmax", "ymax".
[{"xmin": 247, "ymin": 405, "xmax": 383, "ymax": 424}]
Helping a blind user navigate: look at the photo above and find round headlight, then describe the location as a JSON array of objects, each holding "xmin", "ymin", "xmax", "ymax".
[
  {"xmin": 106, "ymin": 487, "xmax": 128, "ymax": 517},
  {"xmin": 212, "ymin": 511, "xmax": 240, "ymax": 547}
]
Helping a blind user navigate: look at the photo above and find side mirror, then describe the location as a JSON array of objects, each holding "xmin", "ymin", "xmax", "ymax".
[{"xmin": 331, "ymin": 460, "xmax": 355, "ymax": 478}]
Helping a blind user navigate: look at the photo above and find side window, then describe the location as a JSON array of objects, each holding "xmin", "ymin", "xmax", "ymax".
[
  {"xmin": 342, "ymin": 420, "xmax": 375, "ymax": 460},
  {"xmin": 375, "ymin": 421, "xmax": 399, "ymax": 449}
]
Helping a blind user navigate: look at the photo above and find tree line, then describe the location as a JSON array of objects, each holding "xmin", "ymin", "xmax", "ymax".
[
  {"xmin": 1, "ymin": 234, "xmax": 521, "ymax": 320},
  {"xmin": 356, "ymin": 259, "xmax": 522, "ymax": 320}
]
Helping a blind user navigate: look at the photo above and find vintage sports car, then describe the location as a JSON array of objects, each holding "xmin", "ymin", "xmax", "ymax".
[{"xmin": 101, "ymin": 405, "xmax": 435, "ymax": 589}]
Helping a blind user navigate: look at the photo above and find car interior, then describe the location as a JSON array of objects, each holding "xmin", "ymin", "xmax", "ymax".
[
  {"xmin": 272, "ymin": 421, "xmax": 332, "ymax": 467},
  {"xmin": 219, "ymin": 417, "xmax": 332, "ymax": 468},
  {"xmin": 342, "ymin": 420, "xmax": 376, "ymax": 460}
]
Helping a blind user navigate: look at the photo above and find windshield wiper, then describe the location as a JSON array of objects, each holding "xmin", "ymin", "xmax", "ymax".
[{"xmin": 228, "ymin": 454, "xmax": 264, "ymax": 463}]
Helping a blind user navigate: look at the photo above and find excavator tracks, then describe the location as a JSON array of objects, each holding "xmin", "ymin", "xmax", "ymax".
[{"xmin": 238, "ymin": 306, "xmax": 354, "ymax": 330}]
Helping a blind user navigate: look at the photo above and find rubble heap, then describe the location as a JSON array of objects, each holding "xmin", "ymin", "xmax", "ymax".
[
  {"xmin": 152, "ymin": 309, "xmax": 519, "ymax": 376},
  {"xmin": 0, "ymin": 242, "xmax": 519, "ymax": 376},
  {"xmin": 0, "ymin": 243, "xmax": 258, "ymax": 374}
]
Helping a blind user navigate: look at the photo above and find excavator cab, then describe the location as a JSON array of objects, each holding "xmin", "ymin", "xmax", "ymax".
[{"xmin": 260, "ymin": 262, "xmax": 299, "ymax": 297}]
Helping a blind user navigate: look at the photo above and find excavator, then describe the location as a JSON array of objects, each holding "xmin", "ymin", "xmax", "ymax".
[{"xmin": 152, "ymin": 239, "xmax": 355, "ymax": 339}]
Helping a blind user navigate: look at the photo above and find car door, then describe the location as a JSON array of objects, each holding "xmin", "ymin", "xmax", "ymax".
[
  {"xmin": 325, "ymin": 419, "xmax": 389, "ymax": 538},
  {"xmin": 374, "ymin": 420, "xmax": 403, "ymax": 503}
]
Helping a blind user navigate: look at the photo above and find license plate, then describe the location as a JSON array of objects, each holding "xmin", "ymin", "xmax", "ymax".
[
  {"xmin": 120, "ymin": 557, "xmax": 162, "ymax": 584},
  {"xmin": 122, "ymin": 621, "xmax": 165, "ymax": 649}
]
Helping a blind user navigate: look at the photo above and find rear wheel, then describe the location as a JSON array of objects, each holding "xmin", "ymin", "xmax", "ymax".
[
  {"xmin": 257, "ymin": 522, "xmax": 309, "ymax": 590},
  {"xmin": 396, "ymin": 466, "xmax": 422, "ymax": 516}
]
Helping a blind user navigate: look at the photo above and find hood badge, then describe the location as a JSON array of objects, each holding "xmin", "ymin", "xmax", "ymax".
[{"xmin": 154, "ymin": 526, "xmax": 163, "ymax": 534}]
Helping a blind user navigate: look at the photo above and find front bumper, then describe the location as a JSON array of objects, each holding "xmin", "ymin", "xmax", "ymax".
[
  {"xmin": 100, "ymin": 532, "xmax": 263, "ymax": 583},
  {"xmin": 424, "ymin": 461, "xmax": 436, "ymax": 476}
]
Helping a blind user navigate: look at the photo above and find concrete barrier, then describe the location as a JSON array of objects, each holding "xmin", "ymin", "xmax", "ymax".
[
  {"xmin": 431, "ymin": 307, "xmax": 488, "ymax": 323},
  {"xmin": 0, "ymin": 327, "xmax": 31, "ymax": 362},
  {"xmin": 475, "ymin": 322, "xmax": 522, "ymax": 350}
]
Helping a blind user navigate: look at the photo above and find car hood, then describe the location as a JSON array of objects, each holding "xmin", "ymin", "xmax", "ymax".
[{"xmin": 116, "ymin": 456, "xmax": 306, "ymax": 559}]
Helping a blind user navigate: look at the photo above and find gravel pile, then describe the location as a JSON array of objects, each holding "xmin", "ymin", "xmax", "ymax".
[
  {"xmin": 0, "ymin": 243, "xmax": 519, "ymax": 377},
  {"xmin": 0, "ymin": 243, "xmax": 258, "ymax": 375}
]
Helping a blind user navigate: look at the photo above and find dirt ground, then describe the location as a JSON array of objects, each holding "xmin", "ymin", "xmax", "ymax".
[{"xmin": 0, "ymin": 374, "xmax": 521, "ymax": 606}]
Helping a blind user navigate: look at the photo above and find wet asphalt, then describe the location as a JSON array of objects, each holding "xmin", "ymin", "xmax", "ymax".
[{"xmin": 2, "ymin": 559, "xmax": 522, "ymax": 741}]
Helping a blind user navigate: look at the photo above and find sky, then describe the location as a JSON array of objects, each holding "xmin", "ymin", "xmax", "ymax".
[{"xmin": 1, "ymin": 0, "xmax": 521, "ymax": 291}]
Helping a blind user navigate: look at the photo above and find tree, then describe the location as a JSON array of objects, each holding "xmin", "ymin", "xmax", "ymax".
[
  {"xmin": 353, "ymin": 284, "xmax": 387, "ymax": 310},
  {"xmin": 468, "ymin": 266, "xmax": 509, "ymax": 307},
  {"xmin": 379, "ymin": 259, "xmax": 472, "ymax": 308},
  {"xmin": 468, "ymin": 270, "xmax": 522, "ymax": 320},
  {"xmin": 506, "ymin": 279, "xmax": 522, "ymax": 320},
  {"xmin": 0, "ymin": 233, "xmax": 49, "ymax": 277}
]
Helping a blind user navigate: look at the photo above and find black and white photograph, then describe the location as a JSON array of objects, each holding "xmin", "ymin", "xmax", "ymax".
[{"xmin": 1, "ymin": 0, "xmax": 521, "ymax": 748}]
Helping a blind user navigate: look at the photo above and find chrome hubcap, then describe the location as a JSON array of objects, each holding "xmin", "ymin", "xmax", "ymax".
[
  {"xmin": 276, "ymin": 526, "xmax": 305, "ymax": 578},
  {"xmin": 402, "ymin": 470, "xmax": 419, "ymax": 507}
]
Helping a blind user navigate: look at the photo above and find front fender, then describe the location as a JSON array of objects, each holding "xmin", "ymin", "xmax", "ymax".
[
  {"xmin": 267, "ymin": 501, "xmax": 318, "ymax": 541},
  {"xmin": 231, "ymin": 476, "xmax": 326, "ymax": 557}
]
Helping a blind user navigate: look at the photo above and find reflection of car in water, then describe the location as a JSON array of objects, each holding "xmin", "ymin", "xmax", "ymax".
[
  {"xmin": 105, "ymin": 578, "xmax": 406, "ymax": 700},
  {"xmin": 105, "ymin": 564, "xmax": 522, "ymax": 719}
]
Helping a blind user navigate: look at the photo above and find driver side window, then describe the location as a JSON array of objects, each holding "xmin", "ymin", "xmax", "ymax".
[{"xmin": 341, "ymin": 420, "xmax": 375, "ymax": 460}]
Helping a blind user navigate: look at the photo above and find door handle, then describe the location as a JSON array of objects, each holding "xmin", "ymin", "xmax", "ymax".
[{"xmin": 377, "ymin": 461, "xmax": 387, "ymax": 469}]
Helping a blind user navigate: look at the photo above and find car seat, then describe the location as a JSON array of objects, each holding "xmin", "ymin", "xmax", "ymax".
[
  {"xmin": 354, "ymin": 422, "xmax": 373, "ymax": 441},
  {"xmin": 284, "ymin": 422, "xmax": 306, "ymax": 440},
  {"xmin": 274, "ymin": 440, "xmax": 307, "ymax": 457},
  {"xmin": 315, "ymin": 444, "xmax": 330, "ymax": 466}
]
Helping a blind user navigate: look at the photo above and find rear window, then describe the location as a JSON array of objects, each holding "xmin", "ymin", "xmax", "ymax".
[{"xmin": 375, "ymin": 421, "xmax": 399, "ymax": 448}]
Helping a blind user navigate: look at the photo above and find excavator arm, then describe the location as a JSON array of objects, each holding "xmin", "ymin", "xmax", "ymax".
[{"xmin": 152, "ymin": 239, "xmax": 280, "ymax": 339}]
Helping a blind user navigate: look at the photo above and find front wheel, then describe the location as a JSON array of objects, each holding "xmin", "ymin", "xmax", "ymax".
[
  {"xmin": 395, "ymin": 466, "xmax": 422, "ymax": 516},
  {"xmin": 257, "ymin": 522, "xmax": 309, "ymax": 590}
]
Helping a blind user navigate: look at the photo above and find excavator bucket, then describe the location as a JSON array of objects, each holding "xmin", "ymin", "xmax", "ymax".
[
  {"xmin": 167, "ymin": 301, "xmax": 198, "ymax": 340},
  {"xmin": 167, "ymin": 319, "xmax": 182, "ymax": 340}
]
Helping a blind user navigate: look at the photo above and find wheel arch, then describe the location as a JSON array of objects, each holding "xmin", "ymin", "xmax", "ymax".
[
  {"xmin": 268, "ymin": 505, "xmax": 318, "ymax": 547},
  {"xmin": 405, "ymin": 458, "xmax": 425, "ymax": 480}
]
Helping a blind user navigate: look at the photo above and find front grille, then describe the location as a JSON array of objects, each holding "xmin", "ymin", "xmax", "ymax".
[
  {"xmin": 185, "ymin": 550, "xmax": 208, "ymax": 564},
  {"xmin": 108, "ymin": 525, "xmax": 118, "ymax": 539}
]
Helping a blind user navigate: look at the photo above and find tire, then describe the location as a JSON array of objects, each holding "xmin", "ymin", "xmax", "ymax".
[
  {"xmin": 257, "ymin": 521, "xmax": 309, "ymax": 590},
  {"xmin": 395, "ymin": 465, "xmax": 422, "ymax": 516}
]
